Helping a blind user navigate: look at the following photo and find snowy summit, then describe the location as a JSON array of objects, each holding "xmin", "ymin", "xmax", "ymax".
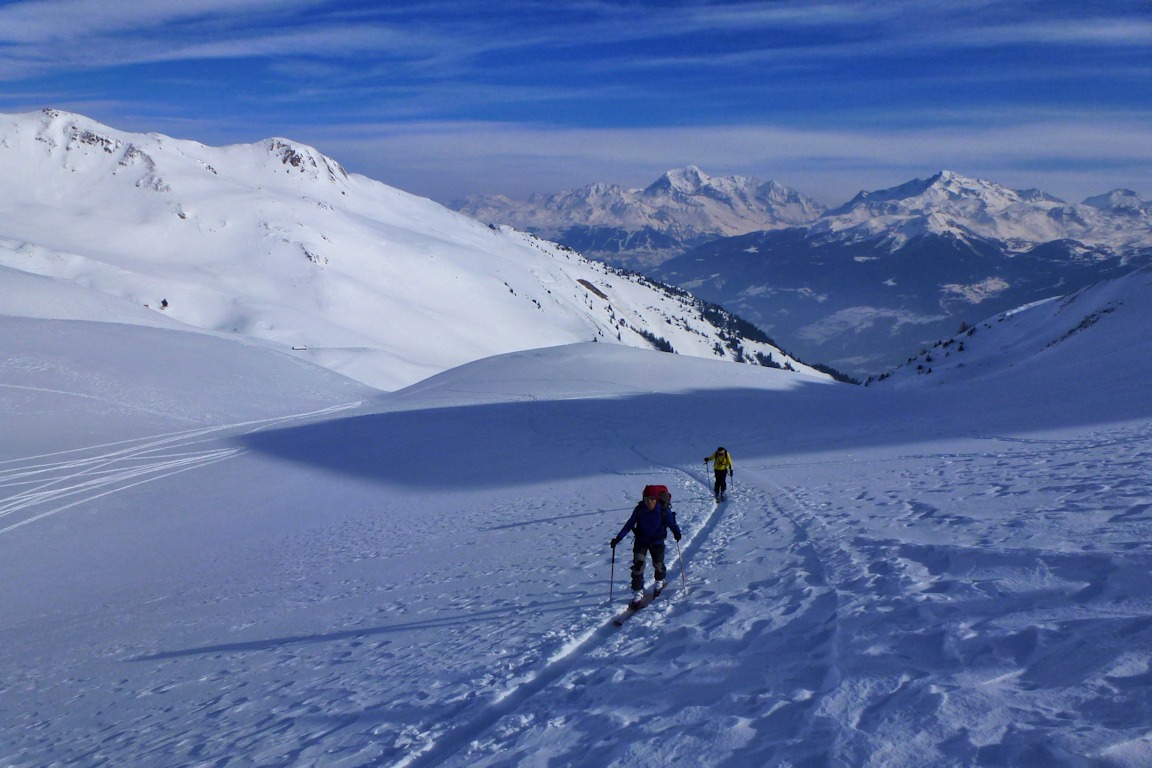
[
  {"xmin": 814, "ymin": 170, "xmax": 1152, "ymax": 252},
  {"xmin": 0, "ymin": 110, "xmax": 817, "ymax": 390},
  {"xmin": 454, "ymin": 165, "xmax": 826, "ymax": 263}
]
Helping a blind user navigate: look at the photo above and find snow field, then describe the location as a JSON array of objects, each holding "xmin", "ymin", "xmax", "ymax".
[{"xmin": 3, "ymin": 270, "xmax": 1152, "ymax": 766}]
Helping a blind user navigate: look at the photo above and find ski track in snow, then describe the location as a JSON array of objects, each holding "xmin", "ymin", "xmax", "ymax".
[
  {"xmin": 0, "ymin": 401, "xmax": 361, "ymax": 535},
  {"xmin": 410, "ymin": 423, "xmax": 1152, "ymax": 768},
  {"xmin": 390, "ymin": 462, "xmax": 723, "ymax": 768},
  {"xmin": 417, "ymin": 472, "xmax": 832, "ymax": 767},
  {"xmin": 5, "ymin": 414, "xmax": 1152, "ymax": 766}
]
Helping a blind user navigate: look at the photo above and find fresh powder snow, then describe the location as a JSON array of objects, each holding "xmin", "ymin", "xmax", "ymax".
[{"xmin": 3, "ymin": 256, "xmax": 1152, "ymax": 768}]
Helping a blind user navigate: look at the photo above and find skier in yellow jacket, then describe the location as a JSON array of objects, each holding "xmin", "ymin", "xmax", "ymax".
[{"xmin": 705, "ymin": 447, "xmax": 733, "ymax": 501}]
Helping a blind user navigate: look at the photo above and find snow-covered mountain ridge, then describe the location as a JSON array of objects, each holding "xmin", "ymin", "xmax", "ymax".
[
  {"xmin": 455, "ymin": 167, "xmax": 1151, "ymax": 267},
  {"xmin": 454, "ymin": 165, "xmax": 826, "ymax": 264},
  {"xmin": 653, "ymin": 170, "xmax": 1151, "ymax": 379},
  {"xmin": 0, "ymin": 109, "xmax": 824, "ymax": 390},
  {"xmin": 813, "ymin": 170, "xmax": 1152, "ymax": 253}
]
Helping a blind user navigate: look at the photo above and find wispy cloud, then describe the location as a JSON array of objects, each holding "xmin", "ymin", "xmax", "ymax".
[
  {"xmin": 306, "ymin": 110, "xmax": 1152, "ymax": 204},
  {"xmin": 0, "ymin": 0, "xmax": 320, "ymax": 42},
  {"xmin": 946, "ymin": 17, "xmax": 1152, "ymax": 47},
  {"xmin": 3, "ymin": 0, "xmax": 1143, "ymax": 74},
  {"xmin": 0, "ymin": 0, "xmax": 462, "ymax": 80},
  {"xmin": 0, "ymin": 0, "xmax": 1147, "ymax": 203},
  {"xmin": 3, "ymin": 0, "xmax": 1146, "ymax": 87}
]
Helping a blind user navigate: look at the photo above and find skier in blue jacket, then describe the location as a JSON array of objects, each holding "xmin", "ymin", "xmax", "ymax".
[{"xmin": 611, "ymin": 486, "xmax": 682, "ymax": 608}]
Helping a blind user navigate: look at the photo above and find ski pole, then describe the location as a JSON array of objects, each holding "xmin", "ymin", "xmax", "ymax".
[
  {"xmin": 609, "ymin": 544, "xmax": 616, "ymax": 602},
  {"xmin": 675, "ymin": 538, "xmax": 687, "ymax": 589}
]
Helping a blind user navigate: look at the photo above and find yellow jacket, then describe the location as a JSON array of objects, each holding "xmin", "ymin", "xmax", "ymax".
[{"xmin": 705, "ymin": 450, "xmax": 733, "ymax": 471}]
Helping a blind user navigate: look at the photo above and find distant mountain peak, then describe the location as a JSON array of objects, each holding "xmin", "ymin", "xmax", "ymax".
[
  {"xmin": 839, "ymin": 170, "xmax": 1013, "ymax": 209},
  {"xmin": 800, "ymin": 168, "xmax": 1152, "ymax": 262},
  {"xmin": 1083, "ymin": 188, "xmax": 1151, "ymax": 215},
  {"xmin": 645, "ymin": 165, "xmax": 713, "ymax": 195},
  {"xmin": 454, "ymin": 166, "xmax": 826, "ymax": 261}
]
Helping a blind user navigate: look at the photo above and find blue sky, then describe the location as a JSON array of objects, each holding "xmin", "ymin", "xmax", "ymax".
[{"xmin": 1, "ymin": 0, "xmax": 1149, "ymax": 205}]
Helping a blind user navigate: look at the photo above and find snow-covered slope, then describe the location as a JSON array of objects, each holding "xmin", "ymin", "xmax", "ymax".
[
  {"xmin": 873, "ymin": 264, "xmax": 1152, "ymax": 389},
  {"xmin": 3, "ymin": 273, "xmax": 1152, "ymax": 766},
  {"xmin": 454, "ymin": 165, "xmax": 826, "ymax": 263},
  {"xmin": 0, "ymin": 109, "xmax": 819, "ymax": 390}
]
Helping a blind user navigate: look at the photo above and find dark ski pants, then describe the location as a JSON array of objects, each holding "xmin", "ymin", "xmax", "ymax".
[
  {"xmin": 631, "ymin": 541, "xmax": 667, "ymax": 591},
  {"xmin": 713, "ymin": 470, "xmax": 728, "ymax": 498}
]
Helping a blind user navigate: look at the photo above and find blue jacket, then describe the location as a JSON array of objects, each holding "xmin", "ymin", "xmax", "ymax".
[{"xmin": 616, "ymin": 501, "xmax": 680, "ymax": 547}]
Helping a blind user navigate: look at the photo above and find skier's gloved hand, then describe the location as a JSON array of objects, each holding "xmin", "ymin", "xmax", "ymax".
[
  {"xmin": 729, "ymin": 469, "xmax": 734, "ymax": 477},
  {"xmin": 673, "ymin": 530, "xmax": 682, "ymax": 541},
  {"xmin": 610, "ymin": 537, "xmax": 621, "ymax": 548}
]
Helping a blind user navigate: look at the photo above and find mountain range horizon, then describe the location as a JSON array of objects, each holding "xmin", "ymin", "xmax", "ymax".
[
  {"xmin": 5, "ymin": 107, "xmax": 1149, "ymax": 383},
  {"xmin": 455, "ymin": 164, "xmax": 1148, "ymax": 254},
  {"xmin": 466, "ymin": 164, "xmax": 1146, "ymax": 209},
  {"xmin": 456, "ymin": 164, "xmax": 1151, "ymax": 379}
]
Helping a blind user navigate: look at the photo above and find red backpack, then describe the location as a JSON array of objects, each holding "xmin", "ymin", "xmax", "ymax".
[{"xmin": 643, "ymin": 484, "xmax": 672, "ymax": 509}]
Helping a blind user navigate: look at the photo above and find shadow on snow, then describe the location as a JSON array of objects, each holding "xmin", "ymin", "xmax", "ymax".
[{"xmin": 235, "ymin": 377, "xmax": 1152, "ymax": 493}]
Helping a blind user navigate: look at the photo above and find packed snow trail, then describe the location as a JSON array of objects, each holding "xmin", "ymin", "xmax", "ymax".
[
  {"xmin": 392, "ymin": 468, "xmax": 727, "ymax": 768},
  {"xmin": 422, "ymin": 473, "xmax": 845, "ymax": 767}
]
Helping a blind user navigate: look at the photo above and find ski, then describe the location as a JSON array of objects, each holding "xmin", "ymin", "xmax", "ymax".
[
  {"xmin": 613, "ymin": 601, "xmax": 646, "ymax": 626},
  {"xmin": 612, "ymin": 588, "xmax": 662, "ymax": 626},
  {"xmin": 612, "ymin": 605, "xmax": 638, "ymax": 626}
]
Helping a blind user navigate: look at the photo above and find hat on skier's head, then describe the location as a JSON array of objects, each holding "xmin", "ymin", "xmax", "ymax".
[{"xmin": 717, "ymin": 447, "xmax": 726, "ymax": 454}]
